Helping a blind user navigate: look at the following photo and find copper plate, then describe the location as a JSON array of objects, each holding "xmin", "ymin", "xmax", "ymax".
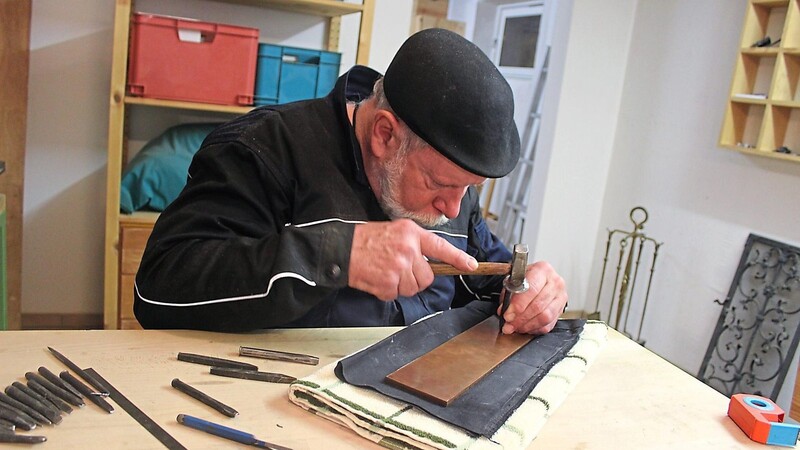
[{"xmin": 385, "ymin": 316, "xmax": 534, "ymax": 406}]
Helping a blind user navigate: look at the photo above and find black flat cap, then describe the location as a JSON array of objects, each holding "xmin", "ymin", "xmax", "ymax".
[{"xmin": 383, "ymin": 28, "xmax": 520, "ymax": 178}]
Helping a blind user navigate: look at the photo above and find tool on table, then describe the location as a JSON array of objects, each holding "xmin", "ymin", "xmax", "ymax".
[
  {"xmin": 171, "ymin": 378, "xmax": 238, "ymax": 418},
  {"xmin": 86, "ymin": 368, "xmax": 187, "ymax": 450},
  {"xmin": 0, "ymin": 432, "xmax": 47, "ymax": 444},
  {"xmin": 176, "ymin": 414, "xmax": 292, "ymax": 450},
  {"xmin": 0, "ymin": 392, "xmax": 51, "ymax": 426},
  {"xmin": 59, "ymin": 372, "xmax": 114, "ymax": 414},
  {"xmin": 428, "ymin": 261, "xmax": 511, "ymax": 276},
  {"xmin": 728, "ymin": 394, "xmax": 800, "ymax": 446},
  {"xmin": 239, "ymin": 346, "xmax": 319, "ymax": 366},
  {"xmin": 26, "ymin": 379, "xmax": 73, "ymax": 414},
  {"xmin": 498, "ymin": 244, "xmax": 529, "ymax": 332},
  {"xmin": 0, "ymin": 418, "xmax": 14, "ymax": 431},
  {"xmin": 0, "ymin": 404, "xmax": 36, "ymax": 431},
  {"xmin": 209, "ymin": 367, "xmax": 296, "ymax": 384},
  {"xmin": 177, "ymin": 352, "xmax": 258, "ymax": 371},
  {"xmin": 26, "ymin": 372, "xmax": 83, "ymax": 407},
  {"xmin": 47, "ymin": 347, "xmax": 109, "ymax": 396},
  {"xmin": 11, "ymin": 381, "xmax": 65, "ymax": 416},
  {"xmin": 5, "ymin": 384, "xmax": 62, "ymax": 425},
  {"xmin": 37, "ymin": 367, "xmax": 83, "ymax": 400}
]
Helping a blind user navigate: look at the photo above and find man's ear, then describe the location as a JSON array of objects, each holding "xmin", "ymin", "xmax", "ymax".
[{"xmin": 370, "ymin": 110, "xmax": 401, "ymax": 159}]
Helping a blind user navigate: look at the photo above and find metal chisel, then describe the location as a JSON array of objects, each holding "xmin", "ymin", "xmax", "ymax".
[{"xmin": 177, "ymin": 414, "xmax": 291, "ymax": 449}]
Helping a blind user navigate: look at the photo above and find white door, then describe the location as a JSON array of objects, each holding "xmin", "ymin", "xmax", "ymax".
[
  {"xmin": 482, "ymin": 1, "xmax": 551, "ymax": 243},
  {"xmin": 492, "ymin": 1, "xmax": 546, "ymax": 131}
]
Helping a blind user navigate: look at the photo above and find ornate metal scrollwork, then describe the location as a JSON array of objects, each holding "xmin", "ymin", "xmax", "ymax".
[{"xmin": 698, "ymin": 234, "xmax": 800, "ymax": 400}]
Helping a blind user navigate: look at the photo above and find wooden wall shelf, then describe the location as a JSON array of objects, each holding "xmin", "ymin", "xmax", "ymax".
[{"xmin": 719, "ymin": 0, "xmax": 800, "ymax": 163}]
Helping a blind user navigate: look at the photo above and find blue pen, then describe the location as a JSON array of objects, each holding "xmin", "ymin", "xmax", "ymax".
[{"xmin": 176, "ymin": 414, "xmax": 292, "ymax": 450}]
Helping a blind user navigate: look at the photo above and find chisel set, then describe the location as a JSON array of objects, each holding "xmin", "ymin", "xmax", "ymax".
[{"xmin": 1, "ymin": 344, "xmax": 314, "ymax": 447}]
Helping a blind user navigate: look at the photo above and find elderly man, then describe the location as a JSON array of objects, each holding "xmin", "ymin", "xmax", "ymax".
[{"xmin": 134, "ymin": 28, "xmax": 567, "ymax": 333}]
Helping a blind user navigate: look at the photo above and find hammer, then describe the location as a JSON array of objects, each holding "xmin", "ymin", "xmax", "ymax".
[
  {"xmin": 498, "ymin": 244, "xmax": 529, "ymax": 330},
  {"xmin": 429, "ymin": 244, "xmax": 529, "ymax": 331}
]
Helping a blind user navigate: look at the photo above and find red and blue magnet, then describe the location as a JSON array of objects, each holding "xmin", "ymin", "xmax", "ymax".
[{"xmin": 728, "ymin": 394, "xmax": 800, "ymax": 447}]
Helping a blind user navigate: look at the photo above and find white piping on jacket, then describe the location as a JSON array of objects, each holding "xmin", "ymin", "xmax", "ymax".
[
  {"xmin": 430, "ymin": 229, "xmax": 467, "ymax": 239},
  {"xmin": 286, "ymin": 218, "xmax": 367, "ymax": 228},
  {"xmin": 287, "ymin": 219, "xmax": 468, "ymax": 241},
  {"xmin": 135, "ymin": 272, "xmax": 317, "ymax": 307}
]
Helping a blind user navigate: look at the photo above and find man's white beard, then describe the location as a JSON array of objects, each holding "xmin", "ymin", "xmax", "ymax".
[{"xmin": 378, "ymin": 153, "xmax": 449, "ymax": 228}]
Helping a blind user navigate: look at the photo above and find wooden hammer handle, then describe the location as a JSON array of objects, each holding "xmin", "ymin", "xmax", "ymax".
[{"xmin": 429, "ymin": 262, "xmax": 511, "ymax": 276}]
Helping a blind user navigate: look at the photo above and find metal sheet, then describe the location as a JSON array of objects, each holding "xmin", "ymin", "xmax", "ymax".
[{"xmin": 385, "ymin": 316, "xmax": 534, "ymax": 406}]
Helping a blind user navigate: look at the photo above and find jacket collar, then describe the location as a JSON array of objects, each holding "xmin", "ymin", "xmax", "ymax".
[{"xmin": 331, "ymin": 66, "xmax": 382, "ymax": 187}]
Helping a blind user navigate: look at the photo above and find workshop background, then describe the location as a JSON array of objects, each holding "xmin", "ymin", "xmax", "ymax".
[{"xmin": 17, "ymin": 0, "xmax": 800, "ymax": 411}]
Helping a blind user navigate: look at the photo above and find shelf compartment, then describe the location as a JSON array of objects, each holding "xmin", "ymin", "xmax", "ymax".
[
  {"xmin": 772, "ymin": 53, "xmax": 800, "ymax": 101},
  {"xmin": 720, "ymin": 101, "xmax": 766, "ymax": 149},
  {"xmin": 742, "ymin": 1, "xmax": 788, "ymax": 48},
  {"xmin": 731, "ymin": 54, "xmax": 776, "ymax": 98},
  {"xmin": 764, "ymin": 105, "xmax": 800, "ymax": 152}
]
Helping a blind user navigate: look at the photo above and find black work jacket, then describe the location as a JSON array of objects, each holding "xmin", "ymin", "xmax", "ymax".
[{"xmin": 134, "ymin": 66, "xmax": 511, "ymax": 331}]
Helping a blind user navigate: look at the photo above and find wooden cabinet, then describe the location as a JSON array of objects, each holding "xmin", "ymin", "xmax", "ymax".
[
  {"xmin": 118, "ymin": 223, "xmax": 153, "ymax": 330},
  {"xmin": 104, "ymin": 0, "xmax": 375, "ymax": 329},
  {"xmin": 719, "ymin": 0, "xmax": 800, "ymax": 161},
  {"xmin": 0, "ymin": 194, "xmax": 6, "ymax": 330}
]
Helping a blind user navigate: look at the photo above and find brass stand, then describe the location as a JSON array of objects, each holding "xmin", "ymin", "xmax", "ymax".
[{"xmin": 589, "ymin": 207, "xmax": 662, "ymax": 345}]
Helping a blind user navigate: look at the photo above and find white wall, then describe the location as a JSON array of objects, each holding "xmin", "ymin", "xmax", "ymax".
[
  {"xmin": 22, "ymin": 0, "xmax": 412, "ymax": 315},
  {"xmin": 524, "ymin": 0, "xmax": 638, "ymax": 309},
  {"xmin": 601, "ymin": 0, "xmax": 800, "ymax": 410},
  {"xmin": 532, "ymin": 0, "xmax": 800, "ymax": 410},
  {"xmin": 24, "ymin": 1, "xmax": 115, "ymax": 314},
  {"xmin": 342, "ymin": 0, "xmax": 413, "ymax": 73}
]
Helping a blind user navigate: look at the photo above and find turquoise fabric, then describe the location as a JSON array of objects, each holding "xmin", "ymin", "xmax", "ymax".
[{"xmin": 120, "ymin": 123, "xmax": 219, "ymax": 213}]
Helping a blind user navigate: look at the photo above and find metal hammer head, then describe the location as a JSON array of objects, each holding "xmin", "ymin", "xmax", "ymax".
[{"xmin": 508, "ymin": 244, "xmax": 529, "ymax": 289}]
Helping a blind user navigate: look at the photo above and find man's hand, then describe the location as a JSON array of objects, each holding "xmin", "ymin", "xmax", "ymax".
[
  {"xmin": 349, "ymin": 219, "xmax": 478, "ymax": 300},
  {"xmin": 498, "ymin": 261, "xmax": 568, "ymax": 335}
]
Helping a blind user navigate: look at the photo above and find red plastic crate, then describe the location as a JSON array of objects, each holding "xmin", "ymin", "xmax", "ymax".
[{"xmin": 127, "ymin": 13, "xmax": 258, "ymax": 106}]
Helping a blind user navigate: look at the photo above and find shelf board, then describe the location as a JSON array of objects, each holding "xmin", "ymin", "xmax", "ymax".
[
  {"xmin": 210, "ymin": 0, "xmax": 363, "ymax": 17},
  {"xmin": 125, "ymin": 96, "xmax": 254, "ymax": 115},
  {"xmin": 784, "ymin": 48, "xmax": 800, "ymax": 56},
  {"xmin": 750, "ymin": 0, "xmax": 789, "ymax": 6},
  {"xmin": 740, "ymin": 47, "xmax": 780, "ymax": 55},
  {"xmin": 772, "ymin": 100, "xmax": 800, "ymax": 108},
  {"xmin": 119, "ymin": 211, "xmax": 160, "ymax": 226},
  {"xmin": 730, "ymin": 96, "xmax": 769, "ymax": 105},
  {"xmin": 721, "ymin": 145, "xmax": 800, "ymax": 163}
]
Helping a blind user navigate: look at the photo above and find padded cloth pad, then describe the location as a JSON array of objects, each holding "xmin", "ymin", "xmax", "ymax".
[
  {"xmin": 289, "ymin": 311, "xmax": 608, "ymax": 450},
  {"xmin": 335, "ymin": 301, "xmax": 585, "ymax": 436}
]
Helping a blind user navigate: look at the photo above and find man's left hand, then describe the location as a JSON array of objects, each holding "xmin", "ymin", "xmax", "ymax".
[{"xmin": 498, "ymin": 261, "xmax": 568, "ymax": 335}]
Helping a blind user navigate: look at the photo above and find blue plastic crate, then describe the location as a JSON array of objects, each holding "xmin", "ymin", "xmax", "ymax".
[{"xmin": 255, "ymin": 44, "xmax": 342, "ymax": 106}]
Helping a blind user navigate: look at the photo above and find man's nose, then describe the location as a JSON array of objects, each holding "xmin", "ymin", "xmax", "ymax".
[{"xmin": 433, "ymin": 187, "xmax": 466, "ymax": 219}]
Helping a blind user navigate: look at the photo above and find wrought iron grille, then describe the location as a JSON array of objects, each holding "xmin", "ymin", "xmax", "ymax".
[{"xmin": 698, "ymin": 233, "xmax": 800, "ymax": 400}]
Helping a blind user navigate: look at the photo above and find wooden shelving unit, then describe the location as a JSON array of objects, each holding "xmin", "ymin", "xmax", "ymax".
[
  {"xmin": 719, "ymin": 0, "xmax": 800, "ymax": 161},
  {"xmin": 104, "ymin": 0, "xmax": 375, "ymax": 329}
]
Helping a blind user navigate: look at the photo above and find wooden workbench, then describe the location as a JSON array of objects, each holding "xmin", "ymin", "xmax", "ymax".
[{"xmin": 0, "ymin": 327, "xmax": 763, "ymax": 449}]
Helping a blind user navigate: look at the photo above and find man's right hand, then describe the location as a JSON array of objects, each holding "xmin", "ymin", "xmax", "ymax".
[{"xmin": 348, "ymin": 219, "xmax": 478, "ymax": 300}]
